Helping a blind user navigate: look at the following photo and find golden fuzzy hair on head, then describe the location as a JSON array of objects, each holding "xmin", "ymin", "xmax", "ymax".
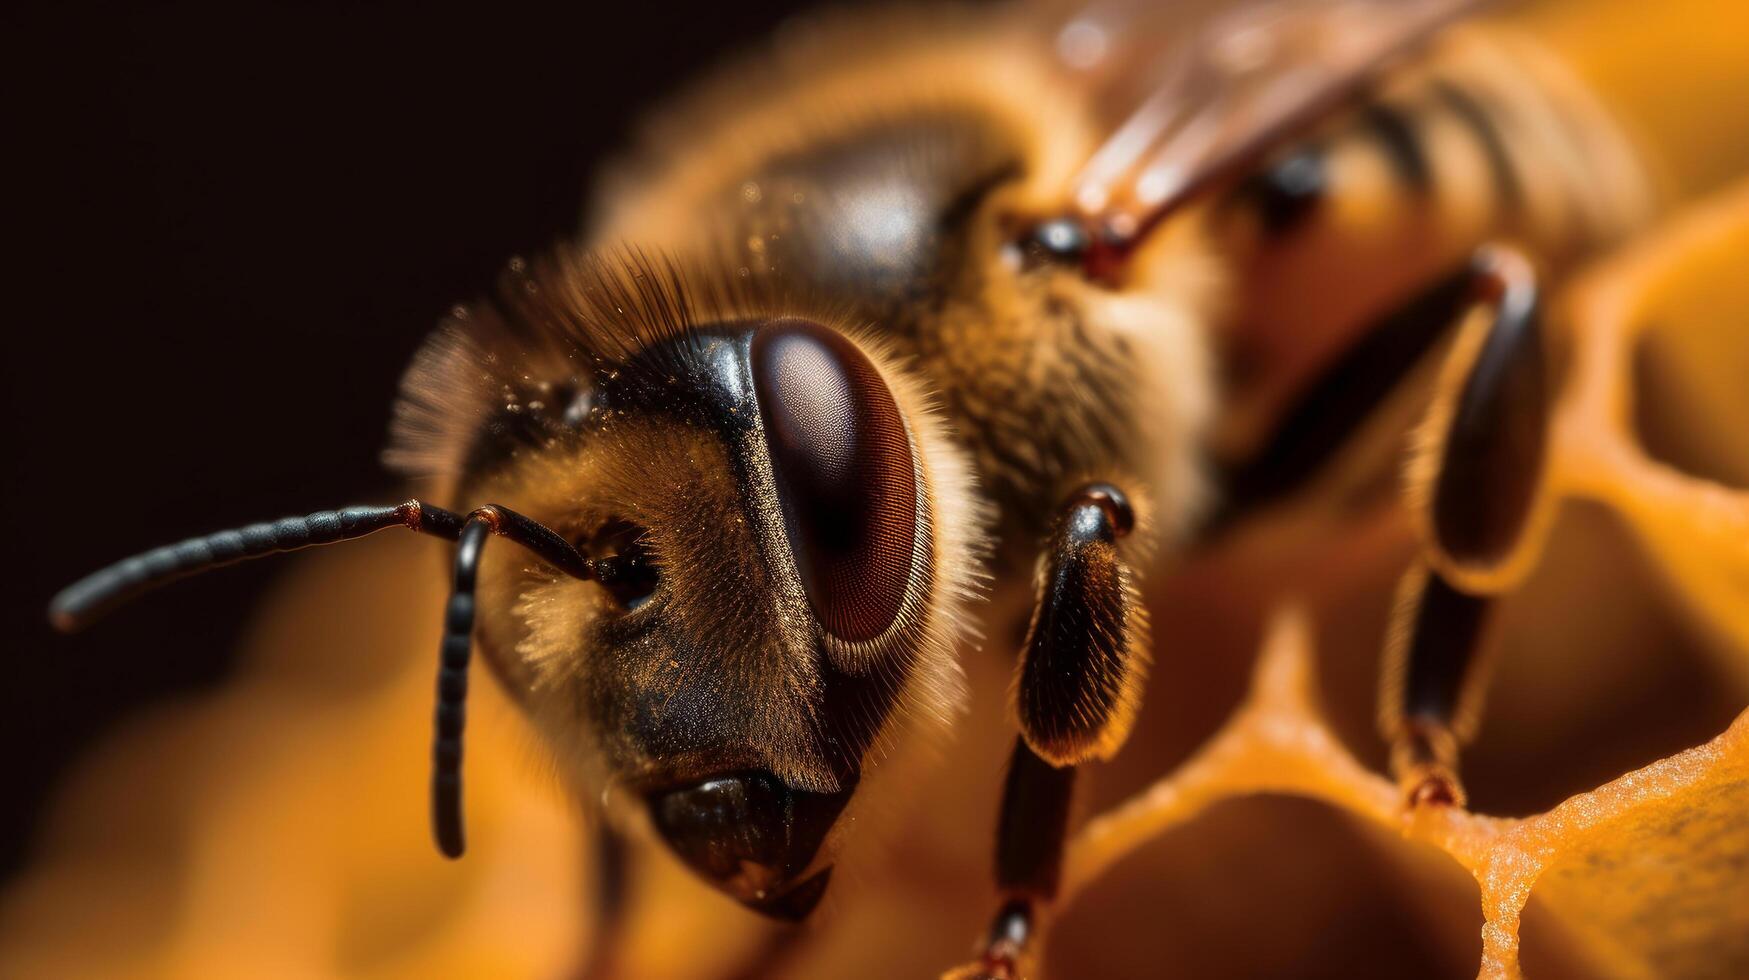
[{"xmin": 383, "ymin": 243, "xmax": 992, "ymax": 807}]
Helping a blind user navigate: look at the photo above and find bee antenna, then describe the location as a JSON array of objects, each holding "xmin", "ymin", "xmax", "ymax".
[
  {"xmin": 48, "ymin": 502, "xmax": 454, "ymax": 632},
  {"xmin": 47, "ymin": 499, "xmax": 598, "ymax": 861},
  {"xmin": 430, "ymin": 504, "xmax": 597, "ymax": 857}
]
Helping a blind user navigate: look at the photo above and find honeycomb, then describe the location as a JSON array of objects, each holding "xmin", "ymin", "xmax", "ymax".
[{"xmin": 1, "ymin": 184, "xmax": 1745, "ymax": 979}]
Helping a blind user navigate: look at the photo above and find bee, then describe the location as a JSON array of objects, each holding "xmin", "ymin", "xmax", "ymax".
[{"xmin": 46, "ymin": 0, "xmax": 1749, "ymax": 974}]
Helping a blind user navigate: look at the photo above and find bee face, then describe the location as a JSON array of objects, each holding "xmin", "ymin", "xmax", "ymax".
[
  {"xmin": 420, "ymin": 280, "xmax": 981, "ymax": 916},
  {"xmin": 408, "ymin": 30, "xmax": 1214, "ymax": 911}
]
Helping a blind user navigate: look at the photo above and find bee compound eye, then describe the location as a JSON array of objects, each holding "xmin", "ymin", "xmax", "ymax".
[{"xmin": 750, "ymin": 320, "xmax": 919, "ymax": 642}]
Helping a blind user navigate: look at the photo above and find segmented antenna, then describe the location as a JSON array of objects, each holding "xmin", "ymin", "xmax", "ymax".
[
  {"xmin": 429, "ymin": 505, "xmax": 595, "ymax": 857},
  {"xmin": 47, "ymin": 499, "xmax": 598, "ymax": 860},
  {"xmin": 434, "ymin": 517, "xmax": 489, "ymax": 858},
  {"xmin": 48, "ymin": 502, "xmax": 463, "ymax": 631}
]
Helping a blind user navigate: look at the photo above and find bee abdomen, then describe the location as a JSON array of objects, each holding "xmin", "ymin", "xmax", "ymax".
[
  {"xmin": 1234, "ymin": 79, "xmax": 1523, "ymax": 248},
  {"xmin": 1232, "ymin": 26, "xmax": 1650, "ymax": 265},
  {"xmin": 1213, "ymin": 30, "xmax": 1650, "ymax": 514}
]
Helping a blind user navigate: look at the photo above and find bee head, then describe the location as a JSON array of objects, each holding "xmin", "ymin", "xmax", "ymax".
[{"xmin": 390, "ymin": 251, "xmax": 984, "ymax": 918}]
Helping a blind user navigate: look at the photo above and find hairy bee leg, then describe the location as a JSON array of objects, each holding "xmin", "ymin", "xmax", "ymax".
[
  {"xmin": 1015, "ymin": 483, "xmax": 1144, "ymax": 766},
  {"xmin": 1424, "ymin": 246, "xmax": 1548, "ymax": 573},
  {"xmin": 1220, "ymin": 262, "xmax": 1476, "ymax": 514},
  {"xmin": 1381, "ymin": 563, "xmax": 1493, "ymax": 808},
  {"xmin": 956, "ymin": 484, "xmax": 1143, "ymax": 978},
  {"xmin": 1382, "ymin": 245, "xmax": 1544, "ymax": 808},
  {"xmin": 966, "ymin": 740, "xmax": 1077, "ymax": 979}
]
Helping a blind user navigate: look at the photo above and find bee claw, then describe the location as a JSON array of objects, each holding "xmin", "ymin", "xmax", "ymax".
[
  {"xmin": 950, "ymin": 896, "xmax": 1038, "ymax": 980},
  {"xmin": 1402, "ymin": 764, "xmax": 1467, "ymax": 810},
  {"xmin": 1391, "ymin": 722, "xmax": 1468, "ymax": 810}
]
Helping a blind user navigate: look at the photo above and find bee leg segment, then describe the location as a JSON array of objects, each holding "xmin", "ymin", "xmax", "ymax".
[
  {"xmin": 1383, "ymin": 246, "xmax": 1545, "ymax": 809},
  {"xmin": 1015, "ymin": 483, "xmax": 1142, "ymax": 767},
  {"xmin": 957, "ymin": 484, "xmax": 1144, "ymax": 978},
  {"xmin": 1425, "ymin": 246, "xmax": 1548, "ymax": 574},
  {"xmin": 967, "ymin": 740, "xmax": 1076, "ymax": 979},
  {"xmin": 1381, "ymin": 563, "xmax": 1492, "ymax": 809}
]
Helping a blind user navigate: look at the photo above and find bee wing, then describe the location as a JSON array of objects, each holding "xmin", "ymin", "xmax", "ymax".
[{"xmin": 1052, "ymin": 0, "xmax": 1493, "ymax": 242}]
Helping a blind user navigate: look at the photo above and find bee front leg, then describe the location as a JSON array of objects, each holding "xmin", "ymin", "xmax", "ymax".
[
  {"xmin": 950, "ymin": 483, "xmax": 1147, "ymax": 979},
  {"xmin": 1381, "ymin": 246, "xmax": 1549, "ymax": 809},
  {"xmin": 569, "ymin": 818, "xmax": 628, "ymax": 980}
]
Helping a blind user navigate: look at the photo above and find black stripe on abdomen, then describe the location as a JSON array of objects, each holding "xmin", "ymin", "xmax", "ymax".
[
  {"xmin": 1360, "ymin": 101, "xmax": 1434, "ymax": 194},
  {"xmin": 1428, "ymin": 77, "xmax": 1524, "ymax": 214}
]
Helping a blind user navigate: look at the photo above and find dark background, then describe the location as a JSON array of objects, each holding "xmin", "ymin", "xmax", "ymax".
[{"xmin": 1, "ymin": 0, "xmax": 815, "ymax": 876}]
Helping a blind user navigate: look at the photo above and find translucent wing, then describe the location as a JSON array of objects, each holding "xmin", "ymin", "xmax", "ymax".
[{"xmin": 1050, "ymin": 0, "xmax": 1494, "ymax": 246}]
